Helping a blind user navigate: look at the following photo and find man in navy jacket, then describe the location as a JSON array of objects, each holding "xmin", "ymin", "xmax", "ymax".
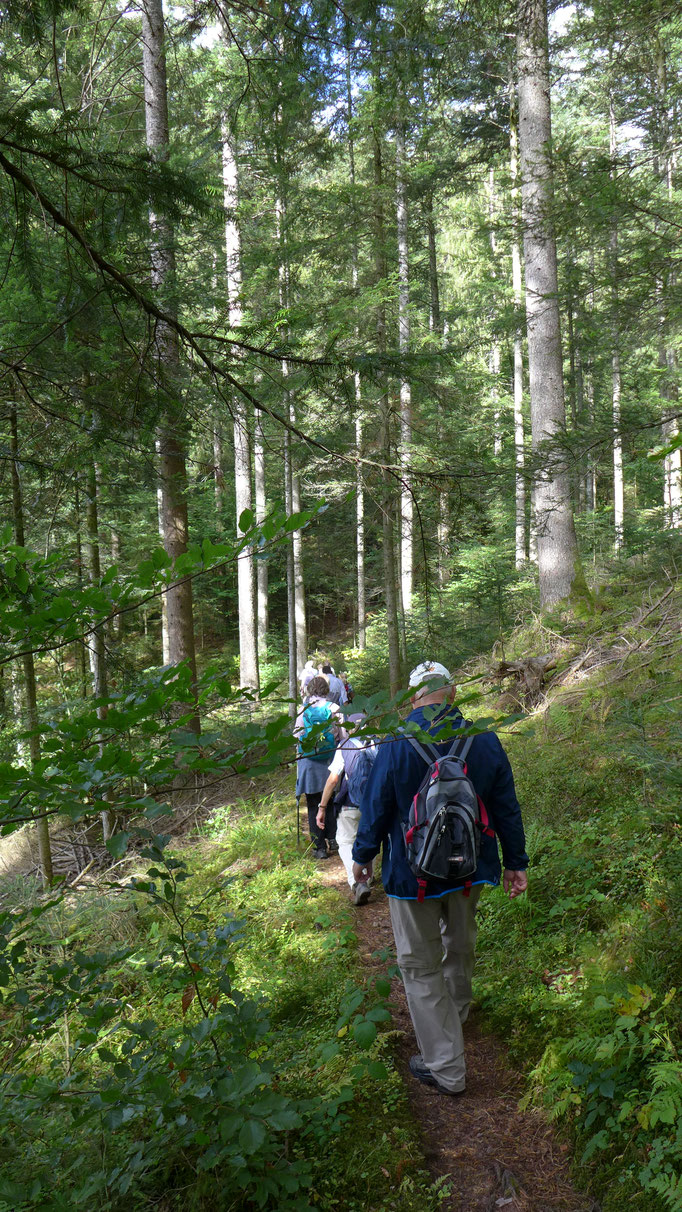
[{"xmin": 352, "ymin": 661, "xmax": 528, "ymax": 1095}]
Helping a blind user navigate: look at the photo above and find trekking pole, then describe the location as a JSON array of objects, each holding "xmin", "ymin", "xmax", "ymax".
[{"xmin": 296, "ymin": 795, "xmax": 301, "ymax": 847}]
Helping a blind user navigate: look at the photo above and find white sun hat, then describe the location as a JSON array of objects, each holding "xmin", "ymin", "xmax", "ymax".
[{"xmin": 408, "ymin": 661, "xmax": 453, "ymax": 698}]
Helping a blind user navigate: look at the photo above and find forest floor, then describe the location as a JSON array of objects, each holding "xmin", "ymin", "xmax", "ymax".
[{"xmin": 316, "ymin": 858, "xmax": 598, "ymax": 1212}]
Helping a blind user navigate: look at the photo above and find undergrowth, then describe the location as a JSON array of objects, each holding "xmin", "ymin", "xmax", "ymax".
[
  {"xmin": 473, "ymin": 569, "xmax": 682, "ymax": 1212},
  {"xmin": 0, "ymin": 781, "xmax": 445, "ymax": 1212}
]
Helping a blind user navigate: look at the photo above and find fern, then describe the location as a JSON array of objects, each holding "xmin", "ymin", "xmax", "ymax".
[{"xmin": 648, "ymin": 1169, "xmax": 682, "ymax": 1212}]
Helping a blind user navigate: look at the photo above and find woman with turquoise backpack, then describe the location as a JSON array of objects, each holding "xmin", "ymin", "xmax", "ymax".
[{"xmin": 294, "ymin": 675, "xmax": 346, "ymax": 859}]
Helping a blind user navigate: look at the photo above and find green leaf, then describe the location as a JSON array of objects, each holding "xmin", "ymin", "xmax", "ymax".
[
  {"xmin": 14, "ymin": 567, "xmax": 29, "ymax": 593},
  {"xmin": 365, "ymin": 1060, "xmax": 388, "ymax": 1080},
  {"xmin": 318, "ymin": 1041, "xmax": 341, "ymax": 1063},
  {"xmin": 105, "ymin": 832, "xmax": 130, "ymax": 860},
  {"xmin": 238, "ymin": 508, "xmax": 254, "ymax": 533},
  {"xmin": 238, "ymin": 1118, "xmax": 266, "ymax": 1154},
  {"xmin": 352, "ymin": 1020, "xmax": 377, "ymax": 1049},
  {"xmin": 267, "ymin": 1108, "xmax": 302, "ymax": 1130},
  {"xmin": 365, "ymin": 1005, "xmax": 391, "ymax": 1023}
]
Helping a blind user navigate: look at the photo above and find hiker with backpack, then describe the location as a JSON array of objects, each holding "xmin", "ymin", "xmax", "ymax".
[
  {"xmin": 320, "ymin": 664, "xmax": 347, "ymax": 706},
  {"xmin": 300, "ymin": 659, "xmax": 319, "ymax": 699},
  {"xmin": 315, "ymin": 714, "xmax": 377, "ymax": 905},
  {"xmin": 294, "ymin": 675, "xmax": 346, "ymax": 860},
  {"xmin": 352, "ymin": 660, "xmax": 528, "ymax": 1097}
]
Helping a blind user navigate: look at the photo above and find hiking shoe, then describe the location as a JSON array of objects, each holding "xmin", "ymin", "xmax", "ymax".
[
  {"xmin": 312, "ymin": 847, "xmax": 329, "ymax": 860},
  {"xmin": 408, "ymin": 1054, "xmax": 465, "ymax": 1096},
  {"xmin": 327, "ymin": 840, "xmax": 339, "ymax": 854},
  {"xmin": 352, "ymin": 881, "xmax": 371, "ymax": 906}
]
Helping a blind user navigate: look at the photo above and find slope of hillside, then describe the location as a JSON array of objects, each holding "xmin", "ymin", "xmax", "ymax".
[{"xmin": 467, "ymin": 572, "xmax": 682, "ymax": 1211}]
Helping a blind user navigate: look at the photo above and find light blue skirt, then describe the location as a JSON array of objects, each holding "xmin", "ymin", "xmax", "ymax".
[{"xmin": 295, "ymin": 755, "xmax": 331, "ymax": 798}]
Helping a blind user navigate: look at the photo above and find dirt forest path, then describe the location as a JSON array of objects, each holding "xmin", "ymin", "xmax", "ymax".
[{"xmin": 318, "ymin": 858, "xmax": 599, "ymax": 1212}]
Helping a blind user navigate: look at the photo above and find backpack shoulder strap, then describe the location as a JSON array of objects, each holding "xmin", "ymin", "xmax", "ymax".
[
  {"xmin": 405, "ymin": 735, "xmax": 440, "ymax": 766},
  {"xmin": 449, "ymin": 734, "xmax": 474, "ymax": 762}
]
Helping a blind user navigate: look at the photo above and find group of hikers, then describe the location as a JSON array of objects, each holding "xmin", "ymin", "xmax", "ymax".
[{"xmin": 294, "ymin": 657, "xmax": 529, "ymax": 1097}]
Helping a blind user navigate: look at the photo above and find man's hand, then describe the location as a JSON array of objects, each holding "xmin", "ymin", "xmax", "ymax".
[
  {"xmin": 352, "ymin": 860, "xmax": 373, "ymax": 884},
  {"xmin": 316, "ymin": 805, "xmax": 327, "ymax": 829},
  {"xmin": 503, "ymin": 869, "xmax": 528, "ymax": 899}
]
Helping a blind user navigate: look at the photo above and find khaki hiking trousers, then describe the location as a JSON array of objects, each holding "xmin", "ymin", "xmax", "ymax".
[{"xmin": 389, "ymin": 885, "xmax": 482, "ymax": 1093}]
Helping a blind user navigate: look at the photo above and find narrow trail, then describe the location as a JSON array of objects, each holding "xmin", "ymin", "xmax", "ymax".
[{"xmin": 318, "ymin": 858, "xmax": 599, "ymax": 1212}]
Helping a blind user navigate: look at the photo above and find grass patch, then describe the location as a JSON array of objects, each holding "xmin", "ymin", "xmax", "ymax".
[
  {"xmin": 0, "ymin": 779, "xmax": 445, "ymax": 1212},
  {"xmin": 471, "ymin": 575, "xmax": 682, "ymax": 1211}
]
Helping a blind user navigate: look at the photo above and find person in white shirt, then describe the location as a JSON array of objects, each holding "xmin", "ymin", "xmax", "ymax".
[
  {"xmin": 300, "ymin": 659, "xmax": 318, "ymax": 699},
  {"xmin": 316, "ymin": 721, "xmax": 374, "ymax": 904}
]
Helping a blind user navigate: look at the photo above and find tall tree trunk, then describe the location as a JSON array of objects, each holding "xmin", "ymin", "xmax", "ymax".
[
  {"xmin": 572, "ymin": 293, "xmax": 587, "ymax": 513},
  {"xmin": 655, "ymin": 36, "xmax": 682, "ymax": 527},
  {"xmin": 291, "ymin": 449, "xmax": 306, "ymax": 667},
  {"xmin": 74, "ymin": 477, "xmax": 89, "ymax": 698},
  {"xmin": 424, "ymin": 191, "xmax": 449, "ymax": 587},
  {"xmin": 487, "ymin": 168, "xmax": 502, "ymax": 457},
  {"xmin": 276, "ymin": 191, "xmax": 307, "ymax": 671},
  {"xmin": 584, "ymin": 248, "xmax": 597, "ymax": 512},
  {"xmin": 354, "ymin": 407, "xmax": 366, "ymax": 650},
  {"xmin": 253, "ymin": 410, "xmax": 268, "ymax": 659},
  {"xmin": 565, "ymin": 285, "xmax": 584, "ymax": 516},
  {"xmin": 85, "ymin": 462, "xmax": 114, "ymax": 841},
  {"xmin": 510, "ymin": 85, "xmax": 527, "ymax": 567},
  {"xmin": 517, "ymin": 0, "xmax": 582, "ymax": 606},
  {"xmin": 374, "ymin": 125, "xmax": 401, "ymax": 693},
  {"xmin": 347, "ymin": 34, "xmax": 366, "ymax": 649},
  {"xmin": 213, "ymin": 419, "xmax": 225, "ymax": 517},
  {"xmin": 609, "ymin": 101, "xmax": 624, "ymax": 549},
  {"xmin": 9, "ymin": 402, "xmax": 53, "ymax": 887},
  {"xmin": 276, "ymin": 194, "xmax": 300, "ymax": 705},
  {"xmin": 223, "ymin": 126, "xmax": 259, "ymax": 693},
  {"xmin": 396, "ymin": 123, "xmax": 413, "ymax": 615},
  {"xmin": 141, "ymin": 0, "xmax": 199, "ymax": 729},
  {"xmin": 110, "ymin": 528, "xmax": 122, "ymax": 638},
  {"xmin": 155, "ymin": 459, "xmax": 170, "ymax": 663},
  {"xmin": 284, "ymin": 425, "xmax": 297, "ymax": 719}
]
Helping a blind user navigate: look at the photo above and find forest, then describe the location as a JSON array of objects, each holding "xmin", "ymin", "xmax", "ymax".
[{"xmin": 1, "ymin": 0, "xmax": 681, "ymax": 1207}]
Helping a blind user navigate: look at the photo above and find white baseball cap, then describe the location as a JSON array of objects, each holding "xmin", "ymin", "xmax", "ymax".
[{"xmin": 408, "ymin": 661, "xmax": 453, "ymax": 698}]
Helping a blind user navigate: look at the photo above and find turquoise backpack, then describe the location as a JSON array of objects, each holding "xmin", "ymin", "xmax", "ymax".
[{"xmin": 298, "ymin": 703, "xmax": 336, "ymax": 761}]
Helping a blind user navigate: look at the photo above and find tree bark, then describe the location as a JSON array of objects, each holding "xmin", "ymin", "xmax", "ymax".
[
  {"xmin": 347, "ymin": 35, "xmax": 366, "ymax": 649},
  {"xmin": 284, "ymin": 424, "xmax": 297, "ymax": 719},
  {"xmin": 396, "ymin": 123, "xmax": 413, "ymax": 615},
  {"xmin": 276, "ymin": 191, "xmax": 307, "ymax": 673},
  {"xmin": 276, "ymin": 192, "xmax": 298, "ymax": 711},
  {"xmin": 110, "ymin": 528, "xmax": 122, "ymax": 638},
  {"xmin": 141, "ymin": 0, "xmax": 199, "ymax": 729},
  {"xmin": 9, "ymin": 402, "xmax": 53, "ymax": 887},
  {"xmin": 253, "ymin": 409, "xmax": 268, "ymax": 659},
  {"xmin": 509, "ymin": 83, "xmax": 527, "ymax": 567},
  {"xmin": 655, "ymin": 35, "xmax": 682, "ymax": 528},
  {"xmin": 213, "ymin": 420, "xmax": 225, "ymax": 517},
  {"xmin": 584, "ymin": 248, "xmax": 597, "ymax": 512},
  {"xmin": 73, "ymin": 477, "xmax": 89, "ymax": 698},
  {"xmin": 609, "ymin": 101, "xmax": 624, "ymax": 549},
  {"xmin": 517, "ymin": 0, "xmax": 582, "ymax": 606},
  {"xmin": 374, "ymin": 125, "xmax": 401, "ymax": 693},
  {"xmin": 487, "ymin": 168, "xmax": 502, "ymax": 458},
  {"xmin": 85, "ymin": 462, "xmax": 114, "ymax": 841},
  {"xmin": 424, "ymin": 194, "xmax": 449, "ymax": 587},
  {"xmin": 223, "ymin": 125, "xmax": 259, "ymax": 693}
]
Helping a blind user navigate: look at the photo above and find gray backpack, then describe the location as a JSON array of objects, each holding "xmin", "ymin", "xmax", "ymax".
[{"xmin": 402, "ymin": 734, "xmax": 495, "ymax": 902}]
